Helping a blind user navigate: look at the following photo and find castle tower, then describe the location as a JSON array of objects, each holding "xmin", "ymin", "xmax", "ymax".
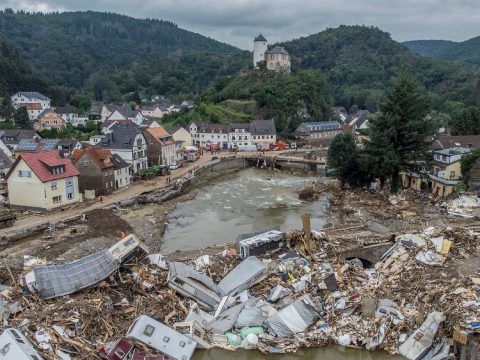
[{"xmin": 253, "ymin": 34, "xmax": 268, "ymax": 68}]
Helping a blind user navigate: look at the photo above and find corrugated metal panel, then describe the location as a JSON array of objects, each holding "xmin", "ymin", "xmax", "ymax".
[{"xmin": 33, "ymin": 250, "xmax": 120, "ymax": 299}]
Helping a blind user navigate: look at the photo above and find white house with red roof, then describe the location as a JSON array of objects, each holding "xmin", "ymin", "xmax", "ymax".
[{"xmin": 6, "ymin": 150, "xmax": 81, "ymax": 211}]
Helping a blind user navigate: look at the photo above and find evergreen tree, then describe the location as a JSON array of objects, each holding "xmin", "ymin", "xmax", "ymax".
[
  {"xmin": 131, "ymin": 90, "xmax": 141, "ymax": 105},
  {"xmin": 363, "ymin": 74, "xmax": 433, "ymax": 192},
  {"xmin": 0, "ymin": 97, "xmax": 14, "ymax": 123},
  {"xmin": 327, "ymin": 133, "xmax": 357, "ymax": 175},
  {"xmin": 13, "ymin": 107, "xmax": 32, "ymax": 129},
  {"xmin": 451, "ymin": 106, "xmax": 480, "ymax": 135}
]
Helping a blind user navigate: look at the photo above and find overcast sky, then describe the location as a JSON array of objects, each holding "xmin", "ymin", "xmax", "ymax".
[{"xmin": 1, "ymin": 0, "xmax": 480, "ymax": 49}]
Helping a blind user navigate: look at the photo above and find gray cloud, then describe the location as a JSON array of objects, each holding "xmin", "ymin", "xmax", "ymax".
[{"xmin": 1, "ymin": 0, "xmax": 479, "ymax": 49}]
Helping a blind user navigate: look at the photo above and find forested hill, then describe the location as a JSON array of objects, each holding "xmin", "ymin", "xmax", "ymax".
[
  {"xmin": 0, "ymin": 10, "xmax": 244, "ymax": 88},
  {"xmin": 403, "ymin": 40, "xmax": 457, "ymax": 57},
  {"xmin": 0, "ymin": 41, "xmax": 61, "ymax": 100},
  {"xmin": 278, "ymin": 26, "xmax": 477, "ymax": 113},
  {"xmin": 404, "ymin": 36, "xmax": 480, "ymax": 67}
]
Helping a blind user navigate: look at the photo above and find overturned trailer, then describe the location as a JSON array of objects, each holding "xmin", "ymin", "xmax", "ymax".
[
  {"xmin": 167, "ymin": 262, "xmax": 222, "ymax": 311},
  {"xmin": 127, "ymin": 315, "xmax": 197, "ymax": 360},
  {"xmin": 23, "ymin": 234, "xmax": 148, "ymax": 299},
  {"xmin": 236, "ymin": 227, "xmax": 286, "ymax": 259}
]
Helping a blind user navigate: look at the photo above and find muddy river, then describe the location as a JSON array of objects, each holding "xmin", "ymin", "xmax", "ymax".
[
  {"xmin": 163, "ymin": 168, "xmax": 405, "ymax": 359},
  {"xmin": 162, "ymin": 168, "xmax": 329, "ymax": 252}
]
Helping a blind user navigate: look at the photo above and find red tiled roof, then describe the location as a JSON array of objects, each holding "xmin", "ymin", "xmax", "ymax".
[
  {"xmin": 145, "ymin": 126, "xmax": 173, "ymax": 146},
  {"xmin": 71, "ymin": 147, "xmax": 114, "ymax": 170},
  {"xmin": 6, "ymin": 150, "xmax": 80, "ymax": 182}
]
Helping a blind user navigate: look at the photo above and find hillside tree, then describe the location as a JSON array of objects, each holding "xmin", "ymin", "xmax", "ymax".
[
  {"xmin": 362, "ymin": 74, "xmax": 434, "ymax": 192},
  {"xmin": 327, "ymin": 133, "xmax": 357, "ymax": 175},
  {"xmin": 452, "ymin": 106, "xmax": 480, "ymax": 135},
  {"xmin": 13, "ymin": 107, "xmax": 32, "ymax": 129}
]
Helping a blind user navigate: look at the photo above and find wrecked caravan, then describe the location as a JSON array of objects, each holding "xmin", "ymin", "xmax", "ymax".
[
  {"xmin": 24, "ymin": 235, "xmax": 148, "ymax": 299},
  {"xmin": 173, "ymin": 321, "xmax": 211, "ymax": 349},
  {"xmin": 126, "ymin": 315, "xmax": 197, "ymax": 360},
  {"xmin": 236, "ymin": 228, "xmax": 286, "ymax": 259},
  {"xmin": 100, "ymin": 338, "xmax": 165, "ymax": 360},
  {"xmin": 0, "ymin": 328, "xmax": 45, "ymax": 360},
  {"xmin": 167, "ymin": 262, "xmax": 222, "ymax": 311},
  {"xmin": 218, "ymin": 256, "xmax": 268, "ymax": 297}
]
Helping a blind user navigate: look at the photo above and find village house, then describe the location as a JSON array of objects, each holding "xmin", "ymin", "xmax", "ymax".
[
  {"xmin": 140, "ymin": 104, "xmax": 167, "ymax": 118},
  {"xmin": 55, "ymin": 105, "xmax": 88, "ymax": 127},
  {"xmin": 11, "ymin": 92, "xmax": 51, "ymax": 120},
  {"xmin": 138, "ymin": 117, "xmax": 161, "ymax": 130},
  {"xmin": 171, "ymin": 126, "xmax": 192, "ymax": 147},
  {"xmin": 347, "ymin": 110, "xmax": 369, "ymax": 132},
  {"xmin": 229, "ymin": 123, "xmax": 252, "ymax": 148},
  {"xmin": 107, "ymin": 106, "xmax": 145, "ymax": 125},
  {"xmin": 332, "ymin": 106, "xmax": 349, "ymax": 122},
  {"xmin": 100, "ymin": 122, "xmax": 148, "ymax": 174},
  {"xmin": 250, "ymin": 119, "xmax": 277, "ymax": 145},
  {"xmin": 189, "ymin": 122, "xmax": 230, "ymax": 149},
  {"xmin": 295, "ymin": 121, "xmax": 344, "ymax": 143},
  {"xmin": 144, "ymin": 127, "xmax": 176, "ymax": 167},
  {"xmin": 36, "ymin": 108, "xmax": 66, "ymax": 131},
  {"xmin": 71, "ymin": 147, "xmax": 129, "ymax": 196},
  {"xmin": 402, "ymin": 147, "xmax": 471, "ymax": 197},
  {"xmin": 112, "ymin": 153, "xmax": 131, "ymax": 190},
  {"xmin": 57, "ymin": 139, "xmax": 84, "ymax": 157},
  {"xmin": 6, "ymin": 150, "xmax": 81, "ymax": 211},
  {"xmin": 0, "ymin": 129, "xmax": 40, "ymax": 155}
]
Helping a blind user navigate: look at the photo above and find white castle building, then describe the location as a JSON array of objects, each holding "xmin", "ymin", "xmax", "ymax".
[{"xmin": 253, "ymin": 34, "xmax": 291, "ymax": 73}]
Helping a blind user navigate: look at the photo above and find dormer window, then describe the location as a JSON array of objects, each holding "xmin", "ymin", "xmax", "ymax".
[{"xmin": 51, "ymin": 165, "xmax": 65, "ymax": 174}]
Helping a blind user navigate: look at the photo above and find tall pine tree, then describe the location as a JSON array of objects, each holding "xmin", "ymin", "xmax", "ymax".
[
  {"xmin": 363, "ymin": 74, "xmax": 434, "ymax": 192},
  {"xmin": 13, "ymin": 107, "xmax": 33, "ymax": 129}
]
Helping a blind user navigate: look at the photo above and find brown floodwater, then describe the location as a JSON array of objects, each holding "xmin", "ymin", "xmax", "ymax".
[{"xmin": 192, "ymin": 346, "xmax": 405, "ymax": 359}]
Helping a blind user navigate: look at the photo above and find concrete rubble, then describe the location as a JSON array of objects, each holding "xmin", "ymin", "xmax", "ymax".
[{"xmin": 0, "ymin": 215, "xmax": 479, "ymax": 359}]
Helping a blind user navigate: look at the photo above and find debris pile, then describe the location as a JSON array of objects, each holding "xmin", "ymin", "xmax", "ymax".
[{"xmin": 0, "ymin": 224, "xmax": 479, "ymax": 359}]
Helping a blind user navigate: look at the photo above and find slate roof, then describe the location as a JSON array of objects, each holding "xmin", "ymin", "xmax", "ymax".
[
  {"xmin": 72, "ymin": 147, "xmax": 114, "ymax": 170},
  {"xmin": 299, "ymin": 121, "xmax": 342, "ymax": 132},
  {"xmin": 198, "ymin": 123, "xmax": 230, "ymax": 134},
  {"xmin": 15, "ymin": 91, "xmax": 50, "ymax": 101},
  {"xmin": 111, "ymin": 153, "xmax": 130, "ymax": 170},
  {"xmin": 0, "ymin": 129, "xmax": 39, "ymax": 145},
  {"xmin": 266, "ymin": 46, "xmax": 289, "ymax": 55},
  {"xmin": 89, "ymin": 101, "xmax": 104, "ymax": 115},
  {"xmin": 116, "ymin": 106, "xmax": 139, "ymax": 118},
  {"xmin": 58, "ymin": 139, "xmax": 82, "ymax": 150},
  {"xmin": 100, "ymin": 122, "xmax": 143, "ymax": 150},
  {"xmin": 431, "ymin": 135, "xmax": 480, "ymax": 150},
  {"xmin": 230, "ymin": 123, "xmax": 251, "ymax": 131},
  {"xmin": 55, "ymin": 105, "xmax": 78, "ymax": 115},
  {"xmin": 6, "ymin": 150, "xmax": 79, "ymax": 182},
  {"xmin": 251, "ymin": 119, "xmax": 276, "ymax": 135},
  {"xmin": 254, "ymin": 34, "xmax": 267, "ymax": 42}
]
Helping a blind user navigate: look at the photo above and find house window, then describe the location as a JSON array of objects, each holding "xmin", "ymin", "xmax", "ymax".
[
  {"xmin": 450, "ymin": 170, "xmax": 455, "ymax": 178},
  {"xmin": 18, "ymin": 170, "xmax": 32, "ymax": 177},
  {"xmin": 53, "ymin": 195, "xmax": 62, "ymax": 203},
  {"xmin": 51, "ymin": 181, "xmax": 57, "ymax": 190}
]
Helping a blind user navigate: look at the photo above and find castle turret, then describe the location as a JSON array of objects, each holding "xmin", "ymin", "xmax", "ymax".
[{"xmin": 253, "ymin": 34, "xmax": 268, "ymax": 68}]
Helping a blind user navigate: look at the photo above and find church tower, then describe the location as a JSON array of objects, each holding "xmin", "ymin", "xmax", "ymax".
[{"xmin": 253, "ymin": 34, "xmax": 268, "ymax": 68}]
